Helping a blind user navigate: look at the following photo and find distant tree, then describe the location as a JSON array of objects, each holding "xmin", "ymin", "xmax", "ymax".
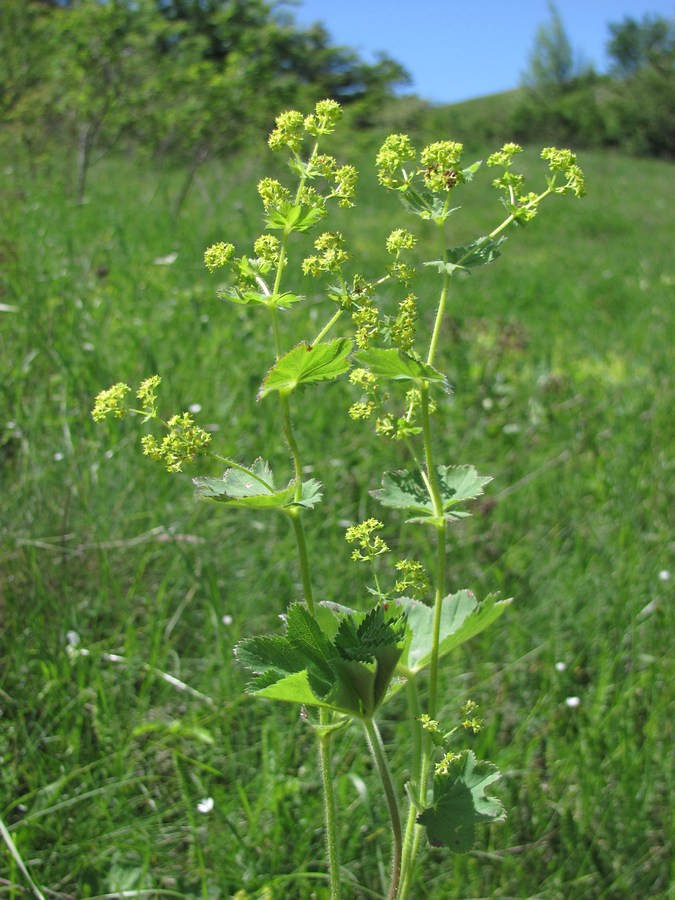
[
  {"xmin": 607, "ymin": 14, "xmax": 674, "ymax": 77},
  {"xmin": 521, "ymin": 1, "xmax": 578, "ymax": 94},
  {"xmin": 0, "ymin": 0, "xmax": 410, "ymax": 205},
  {"xmin": 605, "ymin": 15, "xmax": 675, "ymax": 157},
  {"xmin": 139, "ymin": 6, "xmax": 409, "ymax": 211},
  {"xmin": 0, "ymin": 0, "xmax": 57, "ymax": 161},
  {"xmin": 43, "ymin": 0, "xmax": 158, "ymax": 201}
]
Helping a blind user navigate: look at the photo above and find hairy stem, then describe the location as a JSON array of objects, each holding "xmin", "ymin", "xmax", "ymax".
[
  {"xmin": 364, "ymin": 718, "xmax": 402, "ymax": 900},
  {"xmin": 289, "ymin": 508, "xmax": 315, "ymax": 614},
  {"xmin": 318, "ymin": 725, "xmax": 341, "ymax": 899}
]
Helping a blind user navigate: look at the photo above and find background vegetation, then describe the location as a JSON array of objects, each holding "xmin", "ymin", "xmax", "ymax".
[{"xmin": 1, "ymin": 2, "xmax": 673, "ymax": 898}]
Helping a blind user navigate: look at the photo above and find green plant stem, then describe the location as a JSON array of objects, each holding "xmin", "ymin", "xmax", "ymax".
[
  {"xmin": 269, "ymin": 214, "xmax": 340, "ymax": 896},
  {"xmin": 399, "ymin": 225, "xmax": 452, "ymax": 897},
  {"xmin": 405, "ymin": 676, "xmax": 422, "ymax": 779},
  {"xmin": 313, "ymin": 307, "xmax": 344, "ymax": 345},
  {"xmin": 363, "ymin": 717, "xmax": 402, "ymax": 900},
  {"xmin": 289, "ymin": 508, "xmax": 315, "ymax": 615},
  {"xmin": 318, "ymin": 724, "xmax": 341, "ymax": 900}
]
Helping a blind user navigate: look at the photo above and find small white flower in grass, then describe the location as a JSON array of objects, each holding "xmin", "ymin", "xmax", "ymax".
[
  {"xmin": 53, "ymin": 452, "xmax": 64, "ymax": 461},
  {"xmin": 222, "ymin": 614, "xmax": 233, "ymax": 626},
  {"xmin": 555, "ymin": 661, "xmax": 566, "ymax": 672},
  {"xmin": 197, "ymin": 797, "xmax": 214, "ymax": 814},
  {"xmin": 188, "ymin": 403, "xmax": 202, "ymax": 414},
  {"xmin": 658, "ymin": 570, "xmax": 670, "ymax": 581},
  {"xmin": 66, "ymin": 630, "xmax": 80, "ymax": 647},
  {"xmin": 565, "ymin": 696, "xmax": 581, "ymax": 709}
]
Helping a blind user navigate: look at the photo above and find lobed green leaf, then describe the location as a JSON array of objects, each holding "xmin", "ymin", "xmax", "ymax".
[
  {"xmin": 418, "ymin": 750, "xmax": 506, "ymax": 851},
  {"xmin": 265, "ymin": 202, "xmax": 326, "ymax": 234},
  {"xmin": 258, "ymin": 338, "xmax": 352, "ymax": 399},
  {"xmin": 447, "ymin": 235, "xmax": 507, "ymax": 270},
  {"xmin": 235, "ymin": 601, "xmax": 406, "ymax": 718},
  {"xmin": 393, "ymin": 591, "xmax": 512, "ymax": 682},
  {"xmin": 398, "ymin": 187, "xmax": 456, "ymax": 222},
  {"xmin": 371, "ymin": 465, "xmax": 492, "ymax": 524},
  {"xmin": 353, "ymin": 348, "xmax": 448, "ymax": 390}
]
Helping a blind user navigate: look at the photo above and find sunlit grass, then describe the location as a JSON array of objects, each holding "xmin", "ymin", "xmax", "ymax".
[{"xmin": 1, "ymin": 136, "xmax": 673, "ymax": 898}]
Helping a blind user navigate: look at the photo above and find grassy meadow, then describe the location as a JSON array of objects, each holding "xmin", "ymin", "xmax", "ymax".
[{"xmin": 1, "ymin": 124, "xmax": 673, "ymax": 899}]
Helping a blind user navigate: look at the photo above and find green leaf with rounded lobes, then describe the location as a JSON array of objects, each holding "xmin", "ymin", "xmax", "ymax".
[
  {"xmin": 461, "ymin": 160, "xmax": 482, "ymax": 182},
  {"xmin": 392, "ymin": 591, "xmax": 512, "ymax": 685},
  {"xmin": 193, "ymin": 456, "xmax": 294, "ymax": 509},
  {"xmin": 290, "ymin": 479, "xmax": 323, "ymax": 509},
  {"xmin": 354, "ymin": 348, "xmax": 449, "ymax": 391},
  {"xmin": 253, "ymin": 670, "xmax": 347, "ymax": 711},
  {"xmin": 265, "ymin": 202, "xmax": 326, "ymax": 234},
  {"xmin": 418, "ymin": 750, "xmax": 506, "ymax": 851},
  {"xmin": 234, "ymin": 602, "xmax": 406, "ymax": 718},
  {"xmin": 398, "ymin": 187, "xmax": 458, "ymax": 222},
  {"xmin": 371, "ymin": 465, "xmax": 492, "ymax": 524},
  {"xmin": 193, "ymin": 458, "xmax": 322, "ymax": 512},
  {"xmin": 218, "ymin": 288, "xmax": 304, "ymax": 309},
  {"xmin": 258, "ymin": 338, "xmax": 352, "ymax": 399}
]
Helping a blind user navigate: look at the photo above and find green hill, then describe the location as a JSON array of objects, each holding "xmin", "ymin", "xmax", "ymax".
[{"xmin": 1, "ymin": 130, "xmax": 673, "ymax": 897}]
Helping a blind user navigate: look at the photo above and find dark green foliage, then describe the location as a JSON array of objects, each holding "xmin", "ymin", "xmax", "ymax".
[
  {"xmin": 512, "ymin": 11, "xmax": 675, "ymax": 157},
  {"xmin": 418, "ymin": 751, "xmax": 505, "ymax": 851},
  {"xmin": 607, "ymin": 14, "xmax": 674, "ymax": 77},
  {"xmin": 0, "ymin": 0, "xmax": 409, "ymax": 202}
]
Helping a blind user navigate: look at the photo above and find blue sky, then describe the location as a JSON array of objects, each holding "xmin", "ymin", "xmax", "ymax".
[{"xmin": 288, "ymin": 0, "xmax": 675, "ymax": 103}]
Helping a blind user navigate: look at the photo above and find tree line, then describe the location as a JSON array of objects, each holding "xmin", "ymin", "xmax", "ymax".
[
  {"xmin": 1, "ymin": 1, "xmax": 672, "ymax": 206},
  {"xmin": 513, "ymin": 6, "xmax": 675, "ymax": 158},
  {"xmin": 0, "ymin": 0, "xmax": 409, "ymax": 201}
]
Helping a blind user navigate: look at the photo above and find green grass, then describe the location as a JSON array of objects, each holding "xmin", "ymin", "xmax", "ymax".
[{"xmin": 1, "ymin": 133, "xmax": 673, "ymax": 899}]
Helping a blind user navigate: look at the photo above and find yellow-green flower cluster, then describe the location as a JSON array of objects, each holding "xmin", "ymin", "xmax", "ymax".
[
  {"xmin": 488, "ymin": 142, "xmax": 539, "ymax": 222},
  {"xmin": 268, "ymin": 100, "xmax": 343, "ymax": 154},
  {"xmin": 372, "ymin": 386, "xmax": 428, "ymax": 442},
  {"xmin": 331, "ymin": 164, "xmax": 357, "ymax": 208},
  {"xmin": 257, "ymin": 178, "xmax": 291, "ymax": 212},
  {"xmin": 420, "ymin": 141, "xmax": 464, "ymax": 192},
  {"xmin": 375, "ymin": 411, "xmax": 420, "ymax": 441},
  {"xmin": 391, "ymin": 294, "xmax": 418, "ymax": 352},
  {"xmin": 302, "ymin": 231, "xmax": 349, "ymax": 276},
  {"xmin": 541, "ymin": 147, "xmax": 586, "ymax": 197},
  {"xmin": 375, "ymin": 134, "xmax": 417, "ymax": 190},
  {"xmin": 348, "ymin": 367, "xmax": 379, "ymax": 421},
  {"xmin": 352, "ymin": 301, "xmax": 380, "ymax": 349},
  {"xmin": 92, "ymin": 383, "xmax": 130, "ymax": 422},
  {"xmin": 303, "ymin": 99, "xmax": 342, "ymax": 136},
  {"xmin": 253, "ymin": 234, "xmax": 281, "ymax": 266},
  {"xmin": 487, "ymin": 142, "xmax": 523, "ymax": 168},
  {"xmin": 204, "ymin": 242, "xmax": 235, "ymax": 273},
  {"xmin": 349, "ymin": 367, "xmax": 378, "ymax": 391},
  {"xmin": 394, "ymin": 558, "xmax": 429, "ymax": 599},
  {"xmin": 386, "ymin": 228, "xmax": 417, "ymax": 254},
  {"xmin": 418, "ymin": 713, "xmax": 442, "ymax": 736},
  {"xmin": 141, "ymin": 412, "xmax": 211, "ymax": 473},
  {"xmin": 342, "ymin": 274, "xmax": 374, "ymax": 310},
  {"xmin": 136, "ymin": 375, "xmax": 161, "ymax": 421},
  {"xmin": 460, "ymin": 699, "xmax": 485, "ymax": 734},
  {"xmin": 345, "ymin": 518, "xmax": 389, "ymax": 562},
  {"xmin": 348, "ymin": 400, "xmax": 376, "ymax": 421},
  {"xmin": 268, "ymin": 109, "xmax": 305, "ymax": 153},
  {"xmin": 435, "ymin": 750, "xmax": 461, "ymax": 777},
  {"xmin": 487, "ymin": 143, "xmax": 526, "ymax": 196}
]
